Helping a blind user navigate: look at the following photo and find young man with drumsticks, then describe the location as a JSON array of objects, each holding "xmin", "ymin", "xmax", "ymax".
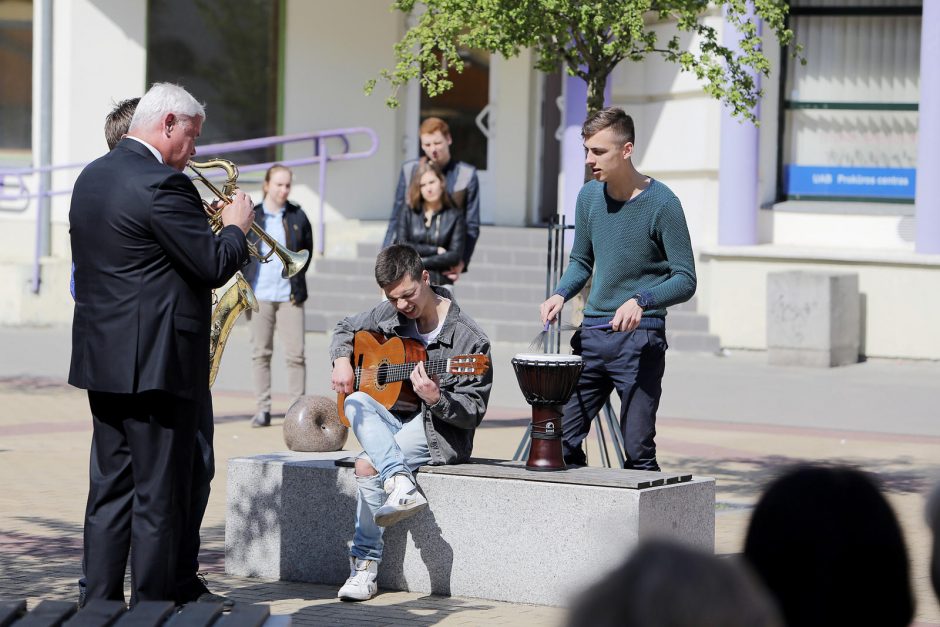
[
  {"xmin": 329, "ymin": 244, "xmax": 493, "ymax": 601},
  {"xmin": 539, "ymin": 107, "xmax": 696, "ymax": 472}
]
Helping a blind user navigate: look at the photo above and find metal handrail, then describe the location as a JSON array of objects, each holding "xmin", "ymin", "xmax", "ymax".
[{"xmin": 0, "ymin": 126, "xmax": 379, "ymax": 293}]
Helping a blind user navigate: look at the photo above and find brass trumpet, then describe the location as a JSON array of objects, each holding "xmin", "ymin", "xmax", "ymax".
[{"xmin": 188, "ymin": 158, "xmax": 310, "ymax": 278}]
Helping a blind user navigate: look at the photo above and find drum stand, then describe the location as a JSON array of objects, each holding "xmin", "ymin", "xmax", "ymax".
[
  {"xmin": 511, "ymin": 396, "xmax": 625, "ymax": 468},
  {"xmin": 512, "ymin": 217, "xmax": 627, "ymax": 468}
]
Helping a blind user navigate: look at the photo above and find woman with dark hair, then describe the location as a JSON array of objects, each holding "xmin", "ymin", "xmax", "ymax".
[
  {"xmin": 744, "ymin": 465, "xmax": 914, "ymax": 627},
  {"xmin": 396, "ymin": 159, "xmax": 466, "ymax": 290}
]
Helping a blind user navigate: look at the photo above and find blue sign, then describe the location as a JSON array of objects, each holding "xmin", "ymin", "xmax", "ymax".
[{"xmin": 785, "ymin": 165, "xmax": 916, "ymax": 200}]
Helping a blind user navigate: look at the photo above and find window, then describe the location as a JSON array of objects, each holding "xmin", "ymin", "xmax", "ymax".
[
  {"xmin": 147, "ymin": 0, "xmax": 281, "ymax": 165},
  {"xmin": 778, "ymin": 1, "xmax": 921, "ymax": 203},
  {"xmin": 0, "ymin": 0, "xmax": 32, "ymax": 155}
]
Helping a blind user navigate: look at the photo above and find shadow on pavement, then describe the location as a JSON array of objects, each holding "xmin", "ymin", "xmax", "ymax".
[{"xmin": 672, "ymin": 454, "xmax": 940, "ymax": 500}]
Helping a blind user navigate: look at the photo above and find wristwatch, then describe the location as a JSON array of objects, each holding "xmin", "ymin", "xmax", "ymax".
[{"xmin": 632, "ymin": 292, "xmax": 654, "ymax": 310}]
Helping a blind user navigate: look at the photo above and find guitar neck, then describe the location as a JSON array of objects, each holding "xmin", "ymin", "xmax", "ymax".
[{"xmin": 356, "ymin": 358, "xmax": 451, "ymax": 384}]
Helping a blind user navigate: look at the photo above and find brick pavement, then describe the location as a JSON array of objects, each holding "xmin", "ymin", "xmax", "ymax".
[{"xmin": 3, "ymin": 352, "xmax": 940, "ymax": 625}]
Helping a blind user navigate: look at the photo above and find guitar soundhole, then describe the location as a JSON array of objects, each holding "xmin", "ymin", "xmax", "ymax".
[{"xmin": 374, "ymin": 359, "xmax": 390, "ymax": 390}]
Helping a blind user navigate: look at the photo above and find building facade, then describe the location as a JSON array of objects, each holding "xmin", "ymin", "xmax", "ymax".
[{"xmin": 1, "ymin": 0, "xmax": 937, "ymax": 359}]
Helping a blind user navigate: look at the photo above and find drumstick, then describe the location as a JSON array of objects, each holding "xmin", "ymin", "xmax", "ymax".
[{"xmin": 526, "ymin": 322, "xmax": 614, "ymax": 352}]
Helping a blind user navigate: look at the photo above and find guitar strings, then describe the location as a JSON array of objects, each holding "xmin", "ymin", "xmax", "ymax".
[
  {"xmin": 356, "ymin": 361, "xmax": 449, "ymax": 384},
  {"xmin": 355, "ymin": 359, "xmax": 460, "ymax": 385},
  {"xmin": 352, "ymin": 356, "xmax": 483, "ymax": 389}
]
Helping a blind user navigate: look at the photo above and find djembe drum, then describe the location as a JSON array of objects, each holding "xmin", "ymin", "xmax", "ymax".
[{"xmin": 511, "ymin": 353, "xmax": 584, "ymax": 471}]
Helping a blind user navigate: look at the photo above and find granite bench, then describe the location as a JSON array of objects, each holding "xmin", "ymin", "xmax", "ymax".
[{"xmin": 225, "ymin": 452, "xmax": 715, "ymax": 606}]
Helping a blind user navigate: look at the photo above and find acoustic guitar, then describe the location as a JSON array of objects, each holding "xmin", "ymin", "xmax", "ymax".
[{"xmin": 336, "ymin": 330, "xmax": 489, "ymax": 427}]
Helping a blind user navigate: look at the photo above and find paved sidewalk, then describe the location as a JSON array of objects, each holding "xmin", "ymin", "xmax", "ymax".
[{"xmin": 1, "ymin": 325, "xmax": 939, "ymax": 625}]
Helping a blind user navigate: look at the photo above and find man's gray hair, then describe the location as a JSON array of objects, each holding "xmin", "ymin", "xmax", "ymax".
[{"xmin": 128, "ymin": 82, "xmax": 205, "ymax": 132}]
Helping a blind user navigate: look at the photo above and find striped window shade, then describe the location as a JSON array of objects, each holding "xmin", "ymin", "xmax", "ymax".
[{"xmin": 781, "ymin": 2, "xmax": 922, "ymax": 201}]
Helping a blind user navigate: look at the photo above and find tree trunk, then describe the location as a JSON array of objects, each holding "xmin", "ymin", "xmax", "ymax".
[{"xmin": 585, "ymin": 69, "xmax": 609, "ymax": 116}]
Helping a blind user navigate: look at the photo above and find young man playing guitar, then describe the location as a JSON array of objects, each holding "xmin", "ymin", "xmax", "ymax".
[{"xmin": 329, "ymin": 244, "xmax": 493, "ymax": 601}]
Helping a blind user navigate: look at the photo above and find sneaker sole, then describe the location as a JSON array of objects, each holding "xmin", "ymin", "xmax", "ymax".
[
  {"xmin": 338, "ymin": 590, "xmax": 376, "ymax": 602},
  {"xmin": 374, "ymin": 500, "xmax": 428, "ymax": 527}
]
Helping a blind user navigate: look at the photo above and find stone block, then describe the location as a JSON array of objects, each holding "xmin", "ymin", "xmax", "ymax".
[
  {"xmin": 767, "ymin": 271, "xmax": 860, "ymax": 367},
  {"xmin": 225, "ymin": 453, "xmax": 715, "ymax": 607}
]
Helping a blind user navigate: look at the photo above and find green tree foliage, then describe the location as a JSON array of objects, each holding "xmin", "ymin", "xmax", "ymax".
[{"xmin": 367, "ymin": 0, "xmax": 802, "ymax": 121}]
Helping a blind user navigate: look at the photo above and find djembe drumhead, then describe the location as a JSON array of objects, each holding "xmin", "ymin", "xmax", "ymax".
[{"xmin": 511, "ymin": 353, "xmax": 583, "ymax": 407}]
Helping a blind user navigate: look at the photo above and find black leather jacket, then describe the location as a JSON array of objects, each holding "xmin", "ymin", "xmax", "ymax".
[
  {"xmin": 396, "ymin": 204, "xmax": 466, "ymax": 285},
  {"xmin": 241, "ymin": 201, "xmax": 313, "ymax": 304}
]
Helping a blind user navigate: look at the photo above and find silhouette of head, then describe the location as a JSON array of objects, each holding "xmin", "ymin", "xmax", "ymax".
[
  {"xmin": 568, "ymin": 539, "xmax": 782, "ymax": 627},
  {"xmin": 744, "ymin": 465, "xmax": 913, "ymax": 627}
]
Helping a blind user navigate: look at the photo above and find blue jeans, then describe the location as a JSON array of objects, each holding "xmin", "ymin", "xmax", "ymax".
[{"xmin": 344, "ymin": 392, "xmax": 430, "ymax": 562}]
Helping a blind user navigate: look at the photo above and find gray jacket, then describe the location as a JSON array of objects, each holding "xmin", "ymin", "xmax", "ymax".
[{"xmin": 329, "ymin": 288, "xmax": 493, "ymax": 465}]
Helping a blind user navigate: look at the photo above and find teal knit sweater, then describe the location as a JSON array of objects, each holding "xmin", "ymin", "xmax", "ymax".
[{"xmin": 554, "ymin": 179, "xmax": 696, "ymax": 323}]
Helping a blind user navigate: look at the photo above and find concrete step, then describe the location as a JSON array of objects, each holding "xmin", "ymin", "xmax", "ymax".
[
  {"xmin": 306, "ymin": 273, "xmax": 550, "ymax": 303},
  {"xmin": 668, "ymin": 296, "xmax": 701, "ymax": 313},
  {"xmin": 308, "ymin": 309, "xmax": 720, "ymax": 353},
  {"xmin": 357, "ymin": 225, "xmax": 551, "ymax": 257},
  {"xmin": 448, "ymin": 282, "xmax": 548, "ymax": 302},
  {"xmin": 307, "ymin": 274, "xmax": 380, "ymax": 294},
  {"xmin": 666, "ymin": 330, "xmax": 721, "ymax": 354},
  {"xmin": 306, "ymin": 228, "xmax": 720, "ymax": 353},
  {"xmin": 477, "ymin": 225, "xmax": 552, "ymax": 248},
  {"xmin": 358, "ymin": 241, "xmax": 550, "ymax": 268},
  {"xmin": 455, "ymin": 299, "xmax": 542, "ymax": 321},
  {"xmin": 314, "ymin": 257, "xmax": 547, "ymax": 286},
  {"xmin": 666, "ymin": 311, "xmax": 710, "ymax": 332},
  {"xmin": 306, "ymin": 311, "xmax": 342, "ymax": 333}
]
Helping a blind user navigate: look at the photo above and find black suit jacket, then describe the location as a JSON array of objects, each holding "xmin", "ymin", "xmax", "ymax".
[{"xmin": 69, "ymin": 138, "xmax": 248, "ymax": 401}]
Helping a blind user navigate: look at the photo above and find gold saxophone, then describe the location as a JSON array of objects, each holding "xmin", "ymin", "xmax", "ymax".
[
  {"xmin": 190, "ymin": 157, "xmax": 311, "ymax": 387},
  {"xmin": 209, "ymin": 272, "xmax": 258, "ymax": 387}
]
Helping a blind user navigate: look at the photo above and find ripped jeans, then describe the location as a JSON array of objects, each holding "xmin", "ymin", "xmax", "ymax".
[{"xmin": 344, "ymin": 392, "xmax": 430, "ymax": 561}]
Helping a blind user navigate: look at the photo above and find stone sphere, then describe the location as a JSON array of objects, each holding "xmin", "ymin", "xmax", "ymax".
[{"xmin": 283, "ymin": 395, "xmax": 348, "ymax": 452}]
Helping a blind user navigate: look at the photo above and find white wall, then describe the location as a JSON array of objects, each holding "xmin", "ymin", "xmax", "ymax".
[
  {"xmin": 609, "ymin": 14, "xmax": 725, "ymax": 253},
  {"xmin": 487, "ymin": 51, "xmax": 535, "ymax": 227},
  {"xmin": 0, "ymin": 0, "xmax": 146, "ymax": 261},
  {"xmin": 703, "ymin": 249, "xmax": 940, "ymax": 360},
  {"xmin": 281, "ymin": 0, "xmax": 403, "ymax": 240},
  {"xmin": 50, "ymin": 0, "xmax": 147, "ymax": 253}
]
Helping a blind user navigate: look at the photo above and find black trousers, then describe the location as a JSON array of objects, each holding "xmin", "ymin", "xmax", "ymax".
[
  {"xmin": 560, "ymin": 327, "xmax": 667, "ymax": 471},
  {"xmin": 83, "ymin": 390, "xmax": 198, "ymax": 603},
  {"xmin": 175, "ymin": 394, "xmax": 215, "ymax": 601}
]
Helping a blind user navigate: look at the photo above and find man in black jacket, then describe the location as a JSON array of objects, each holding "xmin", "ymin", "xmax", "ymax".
[{"xmin": 70, "ymin": 82, "xmax": 254, "ymax": 604}]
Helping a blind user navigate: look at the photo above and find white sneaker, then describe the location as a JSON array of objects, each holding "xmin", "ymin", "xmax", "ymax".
[
  {"xmin": 337, "ymin": 556, "xmax": 378, "ymax": 601},
  {"xmin": 374, "ymin": 473, "xmax": 428, "ymax": 527}
]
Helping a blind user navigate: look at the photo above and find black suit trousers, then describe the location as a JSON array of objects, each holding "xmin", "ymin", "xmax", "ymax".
[
  {"xmin": 83, "ymin": 390, "xmax": 198, "ymax": 603},
  {"xmin": 175, "ymin": 394, "xmax": 215, "ymax": 601}
]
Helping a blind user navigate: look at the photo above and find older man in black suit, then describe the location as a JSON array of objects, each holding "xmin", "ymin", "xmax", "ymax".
[{"xmin": 69, "ymin": 82, "xmax": 254, "ymax": 604}]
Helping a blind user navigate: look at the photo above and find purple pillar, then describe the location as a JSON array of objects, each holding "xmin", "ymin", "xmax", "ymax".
[
  {"xmin": 717, "ymin": 5, "xmax": 760, "ymax": 246},
  {"xmin": 915, "ymin": 1, "xmax": 940, "ymax": 254},
  {"xmin": 560, "ymin": 73, "xmax": 611, "ymax": 243},
  {"xmin": 560, "ymin": 75, "xmax": 588, "ymax": 235}
]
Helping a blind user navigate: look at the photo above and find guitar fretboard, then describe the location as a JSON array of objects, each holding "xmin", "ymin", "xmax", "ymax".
[{"xmin": 355, "ymin": 359, "xmax": 451, "ymax": 387}]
